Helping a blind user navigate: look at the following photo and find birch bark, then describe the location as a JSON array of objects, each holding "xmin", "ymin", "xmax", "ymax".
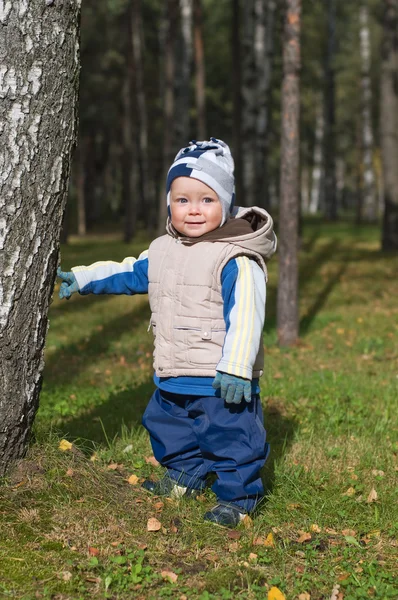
[
  {"xmin": 0, "ymin": 0, "xmax": 81, "ymax": 474},
  {"xmin": 359, "ymin": 2, "xmax": 377, "ymax": 222}
]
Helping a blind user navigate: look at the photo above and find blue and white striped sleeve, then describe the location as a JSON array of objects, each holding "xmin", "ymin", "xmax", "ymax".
[
  {"xmin": 71, "ymin": 250, "xmax": 149, "ymax": 295},
  {"xmin": 217, "ymin": 256, "xmax": 266, "ymax": 380}
]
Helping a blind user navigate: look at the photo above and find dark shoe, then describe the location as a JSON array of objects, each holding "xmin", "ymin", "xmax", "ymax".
[
  {"xmin": 203, "ymin": 502, "xmax": 247, "ymax": 528},
  {"xmin": 142, "ymin": 476, "xmax": 200, "ymax": 499}
]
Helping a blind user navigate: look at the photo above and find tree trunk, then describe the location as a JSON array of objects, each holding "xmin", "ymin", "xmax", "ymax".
[
  {"xmin": 157, "ymin": 0, "xmax": 179, "ymax": 235},
  {"xmin": 309, "ymin": 94, "xmax": 325, "ymax": 214},
  {"xmin": 324, "ymin": 0, "xmax": 337, "ymax": 220},
  {"xmin": 75, "ymin": 141, "xmax": 87, "ymax": 236},
  {"xmin": 0, "ymin": 1, "xmax": 81, "ymax": 475},
  {"xmin": 232, "ymin": 0, "xmax": 243, "ymax": 205},
  {"xmin": 359, "ymin": 2, "xmax": 377, "ymax": 222},
  {"xmin": 380, "ymin": 0, "xmax": 398, "ymax": 250},
  {"xmin": 131, "ymin": 0, "xmax": 155, "ymax": 225},
  {"xmin": 193, "ymin": 0, "xmax": 206, "ymax": 139},
  {"xmin": 277, "ymin": 0, "xmax": 301, "ymax": 347},
  {"xmin": 175, "ymin": 0, "xmax": 193, "ymax": 149},
  {"xmin": 254, "ymin": 0, "xmax": 276, "ymax": 209},
  {"xmin": 242, "ymin": 0, "xmax": 256, "ymax": 207},
  {"xmin": 123, "ymin": 5, "xmax": 139, "ymax": 243}
]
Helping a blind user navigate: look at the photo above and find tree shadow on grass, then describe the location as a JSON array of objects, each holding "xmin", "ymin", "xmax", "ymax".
[
  {"xmin": 260, "ymin": 402, "xmax": 298, "ymax": 503},
  {"xmin": 55, "ymin": 377, "xmax": 155, "ymax": 444},
  {"xmin": 44, "ymin": 302, "xmax": 151, "ymax": 388}
]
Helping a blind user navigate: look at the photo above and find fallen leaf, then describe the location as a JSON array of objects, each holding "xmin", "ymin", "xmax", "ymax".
[
  {"xmin": 110, "ymin": 541, "xmax": 123, "ymax": 547},
  {"xmin": 161, "ymin": 570, "xmax": 178, "ymax": 583},
  {"xmin": 145, "ymin": 456, "xmax": 160, "ymax": 467},
  {"xmin": 107, "ymin": 463, "xmax": 120, "ymax": 470},
  {"xmin": 228, "ymin": 530, "xmax": 241, "ymax": 540},
  {"xmin": 273, "ymin": 372, "xmax": 283, "ymax": 379},
  {"xmin": 228, "ymin": 541, "xmax": 239, "ymax": 553},
  {"xmin": 90, "ymin": 452, "xmax": 98, "ymax": 462},
  {"xmin": 154, "ymin": 501, "xmax": 164, "ymax": 511},
  {"xmin": 66, "ymin": 468, "xmax": 74, "ymax": 477},
  {"xmin": 297, "ymin": 531, "xmax": 312, "ymax": 544},
  {"xmin": 59, "ymin": 439, "xmax": 73, "ymax": 452},
  {"xmin": 147, "ymin": 517, "xmax": 161, "ymax": 532},
  {"xmin": 248, "ymin": 552, "xmax": 257, "ymax": 561},
  {"xmin": 88, "ymin": 547, "xmax": 99, "ymax": 556},
  {"xmin": 341, "ymin": 529, "xmax": 356, "ymax": 537},
  {"xmin": 371, "ymin": 470, "xmax": 385, "ymax": 477},
  {"xmin": 61, "ymin": 571, "xmax": 73, "ymax": 581},
  {"xmin": 366, "ymin": 488, "xmax": 378, "ymax": 503},
  {"xmin": 180, "ymin": 595, "xmax": 188, "ymax": 600},
  {"xmin": 310, "ymin": 524, "xmax": 321, "ymax": 533},
  {"xmin": 336, "ymin": 328, "xmax": 345, "ymax": 335},
  {"xmin": 298, "ymin": 593, "xmax": 311, "ymax": 600},
  {"xmin": 338, "ymin": 572, "xmax": 351, "ymax": 581},
  {"xmin": 123, "ymin": 444, "xmax": 133, "ymax": 454},
  {"xmin": 264, "ymin": 532, "xmax": 275, "ymax": 547},
  {"xmin": 127, "ymin": 474, "xmax": 139, "ymax": 485},
  {"xmin": 268, "ymin": 586, "xmax": 286, "ymax": 600},
  {"xmin": 242, "ymin": 515, "xmax": 253, "ymax": 529},
  {"xmin": 69, "ymin": 394, "xmax": 76, "ymax": 400},
  {"xmin": 343, "ymin": 487, "xmax": 356, "ymax": 497},
  {"xmin": 137, "ymin": 543, "xmax": 147, "ymax": 550},
  {"xmin": 287, "ymin": 503, "xmax": 301, "ymax": 509},
  {"xmin": 296, "ymin": 565, "xmax": 305, "ymax": 573}
]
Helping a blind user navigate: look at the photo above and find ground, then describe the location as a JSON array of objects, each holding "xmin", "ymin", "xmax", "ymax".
[{"xmin": 0, "ymin": 219, "xmax": 397, "ymax": 599}]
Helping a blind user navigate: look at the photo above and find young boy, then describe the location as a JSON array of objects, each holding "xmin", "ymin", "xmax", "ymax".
[{"xmin": 58, "ymin": 138, "xmax": 277, "ymax": 527}]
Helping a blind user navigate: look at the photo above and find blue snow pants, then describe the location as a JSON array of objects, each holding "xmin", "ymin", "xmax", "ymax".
[{"xmin": 142, "ymin": 389, "xmax": 269, "ymax": 512}]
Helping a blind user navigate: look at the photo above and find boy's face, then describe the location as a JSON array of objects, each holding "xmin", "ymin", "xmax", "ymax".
[{"xmin": 170, "ymin": 177, "xmax": 223, "ymax": 237}]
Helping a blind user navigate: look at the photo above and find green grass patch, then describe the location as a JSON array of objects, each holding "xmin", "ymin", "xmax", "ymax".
[{"xmin": 1, "ymin": 220, "xmax": 397, "ymax": 598}]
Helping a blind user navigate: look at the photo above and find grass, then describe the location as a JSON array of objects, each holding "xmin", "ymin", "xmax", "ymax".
[{"xmin": 0, "ymin": 218, "xmax": 397, "ymax": 599}]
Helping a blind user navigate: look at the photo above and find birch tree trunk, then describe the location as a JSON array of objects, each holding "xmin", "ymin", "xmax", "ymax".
[
  {"xmin": 359, "ymin": 2, "xmax": 377, "ymax": 222},
  {"xmin": 277, "ymin": 0, "xmax": 301, "ymax": 347},
  {"xmin": 0, "ymin": 0, "xmax": 81, "ymax": 475},
  {"xmin": 193, "ymin": 0, "xmax": 206, "ymax": 139},
  {"xmin": 380, "ymin": 0, "xmax": 398, "ymax": 250},
  {"xmin": 175, "ymin": 0, "xmax": 193, "ymax": 148},
  {"xmin": 242, "ymin": 0, "xmax": 256, "ymax": 207},
  {"xmin": 254, "ymin": 0, "xmax": 276, "ymax": 209},
  {"xmin": 232, "ymin": 0, "xmax": 243, "ymax": 203},
  {"xmin": 157, "ymin": 0, "xmax": 179, "ymax": 234},
  {"xmin": 309, "ymin": 94, "xmax": 325, "ymax": 214},
  {"xmin": 324, "ymin": 0, "xmax": 337, "ymax": 220},
  {"xmin": 131, "ymin": 0, "xmax": 155, "ymax": 223}
]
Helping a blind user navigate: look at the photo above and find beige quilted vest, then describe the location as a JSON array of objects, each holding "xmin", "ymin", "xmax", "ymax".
[{"xmin": 147, "ymin": 206, "xmax": 276, "ymax": 378}]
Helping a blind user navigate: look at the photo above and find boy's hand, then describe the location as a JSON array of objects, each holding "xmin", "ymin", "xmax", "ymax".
[
  {"xmin": 57, "ymin": 267, "xmax": 79, "ymax": 299},
  {"xmin": 212, "ymin": 372, "xmax": 252, "ymax": 404}
]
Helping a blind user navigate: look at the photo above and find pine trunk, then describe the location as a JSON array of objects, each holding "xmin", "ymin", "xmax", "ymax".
[
  {"xmin": 0, "ymin": 1, "xmax": 81, "ymax": 475},
  {"xmin": 359, "ymin": 3, "xmax": 377, "ymax": 222},
  {"xmin": 277, "ymin": 0, "xmax": 301, "ymax": 347},
  {"xmin": 380, "ymin": 0, "xmax": 398, "ymax": 250},
  {"xmin": 193, "ymin": 0, "xmax": 206, "ymax": 139}
]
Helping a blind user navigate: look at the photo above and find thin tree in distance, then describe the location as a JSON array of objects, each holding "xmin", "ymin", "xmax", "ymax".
[{"xmin": 277, "ymin": 0, "xmax": 301, "ymax": 347}]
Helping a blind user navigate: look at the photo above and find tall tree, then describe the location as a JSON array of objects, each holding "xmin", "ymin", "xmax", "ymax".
[
  {"xmin": 358, "ymin": 1, "xmax": 377, "ymax": 222},
  {"xmin": 158, "ymin": 0, "xmax": 179, "ymax": 234},
  {"xmin": 241, "ymin": 0, "xmax": 256, "ymax": 207},
  {"xmin": 193, "ymin": 0, "xmax": 206, "ymax": 139},
  {"xmin": 309, "ymin": 93, "xmax": 325, "ymax": 214},
  {"xmin": 175, "ymin": 0, "xmax": 193, "ymax": 148},
  {"xmin": 277, "ymin": 0, "xmax": 301, "ymax": 347},
  {"xmin": 232, "ymin": 0, "xmax": 243, "ymax": 203},
  {"xmin": 380, "ymin": 0, "xmax": 398, "ymax": 250},
  {"xmin": 324, "ymin": 0, "xmax": 337, "ymax": 220},
  {"xmin": 0, "ymin": 1, "xmax": 81, "ymax": 475}
]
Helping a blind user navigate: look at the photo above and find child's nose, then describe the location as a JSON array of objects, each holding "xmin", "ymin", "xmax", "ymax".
[{"xmin": 189, "ymin": 203, "xmax": 201, "ymax": 214}]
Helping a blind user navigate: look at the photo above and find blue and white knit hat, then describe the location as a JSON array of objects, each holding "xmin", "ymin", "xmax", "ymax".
[{"xmin": 166, "ymin": 137, "xmax": 235, "ymax": 226}]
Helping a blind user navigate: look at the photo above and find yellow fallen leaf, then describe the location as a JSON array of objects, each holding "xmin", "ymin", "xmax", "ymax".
[
  {"xmin": 90, "ymin": 452, "xmax": 98, "ymax": 462},
  {"xmin": 310, "ymin": 524, "xmax": 321, "ymax": 533},
  {"xmin": 336, "ymin": 328, "xmax": 345, "ymax": 335},
  {"xmin": 59, "ymin": 439, "xmax": 73, "ymax": 452},
  {"xmin": 298, "ymin": 593, "xmax": 311, "ymax": 600},
  {"xmin": 343, "ymin": 487, "xmax": 356, "ymax": 497},
  {"xmin": 268, "ymin": 586, "xmax": 286, "ymax": 600},
  {"xmin": 127, "ymin": 474, "xmax": 139, "ymax": 485},
  {"xmin": 147, "ymin": 517, "xmax": 162, "ymax": 532},
  {"xmin": 161, "ymin": 570, "xmax": 178, "ymax": 583},
  {"xmin": 366, "ymin": 488, "xmax": 378, "ymax": 503},
  {"xmin": 264, "ymin": 532, "xmax": 275, "ymax": 547},
  {"xmin": 242, "ymin": 515, "xmax": 253, "ymax": 529}
]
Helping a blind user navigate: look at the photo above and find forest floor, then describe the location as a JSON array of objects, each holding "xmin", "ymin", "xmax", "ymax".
[{"xmin": 0, "ymin": 219, "xmax": 397, "ymax": 600}]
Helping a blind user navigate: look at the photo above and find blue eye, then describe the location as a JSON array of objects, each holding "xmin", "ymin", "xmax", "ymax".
[
  {"xmin": 203, "ymin": 197, "xmax": 214, "ymax": 203},
  {"xmin": 177, "ymin": 197, "xmax": 188, "ymax": 203}
]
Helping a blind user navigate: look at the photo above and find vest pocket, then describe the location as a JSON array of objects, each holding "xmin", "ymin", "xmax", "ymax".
[{"xmin": 173, "ymin": 322, "xmax": 226, "ymax": 367}]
